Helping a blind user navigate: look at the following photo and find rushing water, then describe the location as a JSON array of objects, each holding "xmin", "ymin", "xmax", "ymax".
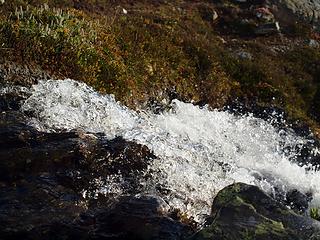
[{"xmin": 21, "ymin": 79, "xmax": 320, "ymax": 222}]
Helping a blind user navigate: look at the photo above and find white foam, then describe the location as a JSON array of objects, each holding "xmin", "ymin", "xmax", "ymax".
[{"xmin": 22, "ymin": 79, "xmax": 320, "ymax": 221}]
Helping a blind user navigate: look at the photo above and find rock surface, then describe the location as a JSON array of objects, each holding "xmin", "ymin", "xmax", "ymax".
[
  {"xmin": 93, "ymin": 196, "xmax": 194, "ymax": 240},
  {"xmin": 278, "ymin": 0, "xmax": 320, "ymax": 24},
  {"xmin": 0, "ymin": 101, "xmax": 195, "ymax": 239},
  {"xmin": 192, "ymin": 183, "xmax": 320, "ymax": 240}
]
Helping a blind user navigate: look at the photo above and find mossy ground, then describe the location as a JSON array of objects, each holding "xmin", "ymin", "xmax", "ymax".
[{"xmin": 0, "ymin": 0, "xmax": 320, "ymax": 132}]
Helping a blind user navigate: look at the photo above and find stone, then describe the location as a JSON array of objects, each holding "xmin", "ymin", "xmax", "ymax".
[
  {"xmin": 280, "ymin": 0, "xmax": 320, "ymax": 25},
  {"xmin": 309, "ymin": 39, "xmax": 320, "ymax": 48},
  {"xmin": 236, "ymin": 50, "xmax": 253, "ymax": 60},
  {"xmin": 93, "ymin": 196, "xmax": 194, "ymax": 240},
  {"xmin": 197, "ymin": 4, "xmax": 219, "ymax": 23},
  {"xmin": 284, "ymin": 189, "xmax": 311, "ymax": 214},
  {"xmin": 0, "ymin": 105, "xmax": 176, "ymax": 240},
  {"xmin": 254, "ymin": 7, "xmax": 275, "ymax": 22},
  {"xmin": 192, "ymin": 183, "xmax": 320, "ymax": 240},
  {"xmin": 255, "ymin": 22, "xmax": 281, "ymax": 35},
  {"xmin": 212, "ymin": 10, "xmax": 218, "ymax": 21}
]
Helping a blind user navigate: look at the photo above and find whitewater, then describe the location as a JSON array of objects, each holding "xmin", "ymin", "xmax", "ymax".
[{"xmin": 20, "ymin": 79, "xmax": 320, "ymax": 222}]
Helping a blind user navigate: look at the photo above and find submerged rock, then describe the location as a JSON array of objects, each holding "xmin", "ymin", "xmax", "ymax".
[{"xmin": 192, "ymin": 183, "xmax": 320, "ymax": 240}]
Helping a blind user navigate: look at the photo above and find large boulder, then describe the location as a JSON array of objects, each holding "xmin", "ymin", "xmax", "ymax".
[
  {"xmin": 278, "ymin": 0, "xmax": 320, "ymax": 24},
  {"xmin": 0, "ymin": 107, "xmax": 169, "ymax": 239},
  {"xmin": 0, "ymin": 109, "xmax": 155, "ymax": 185},
  {"xmin": 192, "ymin": 183, "xmax": 320, "ymax": 240}
]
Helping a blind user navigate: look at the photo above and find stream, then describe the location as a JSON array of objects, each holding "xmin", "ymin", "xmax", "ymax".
[{"xmin": 18, "ymin": 79, "xmax": 320, "ymax": 223}]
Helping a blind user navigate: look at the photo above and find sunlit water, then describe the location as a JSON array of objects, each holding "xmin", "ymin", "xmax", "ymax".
[{"xmin": 20, "ymin": 79, "xmax": 320, "ymax": 222}]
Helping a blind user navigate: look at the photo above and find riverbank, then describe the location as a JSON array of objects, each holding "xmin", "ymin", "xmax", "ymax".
[{"xmin": 0, "ymin": 0, "xmax": 319, "ymax": 132}]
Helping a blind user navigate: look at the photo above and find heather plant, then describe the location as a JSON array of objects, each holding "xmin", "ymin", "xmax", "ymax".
[
  {"xmin": 1, "ymin": 5, "xmax": 94, "ymax": 75},
  {"xmin": 0, "ymin": 1, "xmax": 320, "ymax": 132}
]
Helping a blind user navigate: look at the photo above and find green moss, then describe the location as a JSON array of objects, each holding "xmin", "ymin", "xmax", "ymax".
[
  {"xmin": 310, "ymin": 208, "xmax": 320, "ymax": 221},
  {"xmin": 255, "ymin": 220, "xmax": 285, "ymax": 236},
  {"xmin": 241, "ymin": 229, "xmax": 255, "ymax": 240},
  {"xmin": 213, "ymin": 183, "xmax": 243, "ymax": 206}
]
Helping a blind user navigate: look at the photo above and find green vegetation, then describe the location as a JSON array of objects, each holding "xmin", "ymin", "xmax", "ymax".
[
  {"xmin": 0, "ymin": 0, "xmax": 320, "ymax": 132},
  {"xmin": 310, "ymin": 208, "xmax": 320, "ymax": 221},
  {"xmin": 0, "ymin": 1, "xmax": 235, "ymax": 107}
]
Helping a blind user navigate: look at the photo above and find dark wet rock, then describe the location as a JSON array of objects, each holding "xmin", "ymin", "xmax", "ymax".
[
  {"xmin": 224, "ymin": 100, "xmax": 288, "ymax": 126},
  {"xmin": 146, "ymin": 98, "xmax": 172, "ymax": 114},
  {"xmin": 0, "ymin": 88, "xmax": 192, "ymax": 239},
  {"xmin": 290, "ymin": 139, "xmax": 320, "ymax": 171},
  {"xmin": 88, "ymin": 136, "xmax": 155, "ymax": 177},
  {"xmin": 76, "ymin": 135, "xmax": 156, "ymax": 199},
  {"xmin": 0, "ymin": 109, "xmax": 156, "ymax": 210},
  {"xmin": 0, "ymin": 111, "xmax": 82, "ymax": 181},
  {"xmin": 0, "ymin": 194, "xmax": 194, "ymax": 240},
  {"xmin": 92, "ymin": 196, "xmax": 194, "ymax": 240},
  {"xmin": 284, "ymin": 189, "xmax": 312, "ymax": 214},
  {"xmin": 248, "ymin": 172, "xmax": 313, "ymax": 215},
  {"xmin": 0, "ymin": 175, "xmax": 85, "ymax": 238},
  {"xmin": 0, "ymin": 107, "xmax": 193, "ymax": 240},
  {"xmin": 192, "ymin": 183, "xmax": 320, "ymax": 240},
  {"xmin": 145, "ymin": 87, "xmax": 185, "ymax": 114},
  {"xmin": 0, "ymin": 109, "xmax": 155, "ymax": 183}
]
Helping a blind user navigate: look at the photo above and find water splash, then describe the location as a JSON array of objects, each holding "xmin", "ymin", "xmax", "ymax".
[{"xmin": 22, "ymin": 79, "xmax": 320, "ymax": 221}]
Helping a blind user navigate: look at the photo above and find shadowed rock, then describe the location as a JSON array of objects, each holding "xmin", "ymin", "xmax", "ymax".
[
  {"xmin": 0, "ymin": 109, "xmax": 182, "ymax": 240},
  {"xmin": 92, "ymin": 196, "xmax": 194, "ymax": 240}
]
